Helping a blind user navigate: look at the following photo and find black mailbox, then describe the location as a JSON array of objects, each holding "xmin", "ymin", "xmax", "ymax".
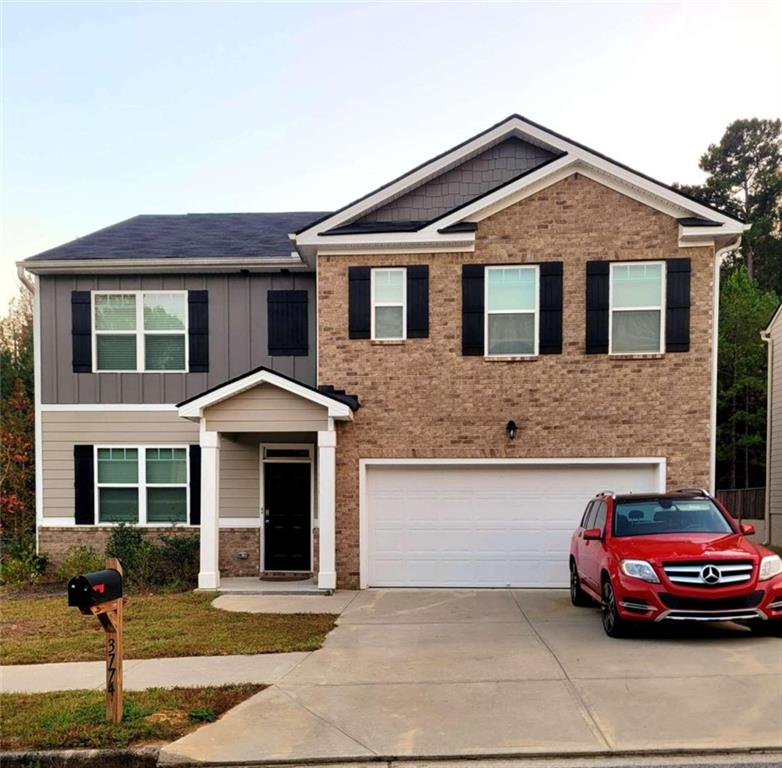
[{"xmin": 68, "ymin": 569, "xmax": 123, "ymax": 612}]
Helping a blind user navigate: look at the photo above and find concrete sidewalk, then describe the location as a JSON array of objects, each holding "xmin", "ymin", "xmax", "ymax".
[{"xmin": 0, "ymin": 651, "xmax": 309, "ymax": 693}]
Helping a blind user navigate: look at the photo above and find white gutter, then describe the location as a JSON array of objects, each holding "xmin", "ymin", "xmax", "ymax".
[
  {"xmin": 16, "ymin": 264, "xmax": 35, "ymax": 293},
  {"xmin": 710, "ymin": 236, "xmax": 742, "ymax": 494},
  {"xmin": 761, "ymin": 326, "xmax": 773, "ymax": 545}
]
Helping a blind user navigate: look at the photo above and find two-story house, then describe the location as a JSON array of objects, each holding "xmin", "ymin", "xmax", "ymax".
[{"xmin": 20, "ymin": 115, "xmax": 746, "ymax": 590}]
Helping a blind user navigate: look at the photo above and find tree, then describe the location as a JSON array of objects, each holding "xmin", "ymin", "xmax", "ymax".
[
  {"xmin": 674, "ymin": 118, "xmax": 782, "ymax": 293},
  {"xmin": 0, "ymin": 291, "xmax": 35, "ymax": 539},
  {"xmin": 716, "ymin": 268, "xmax": 778, "ymax": 489}
]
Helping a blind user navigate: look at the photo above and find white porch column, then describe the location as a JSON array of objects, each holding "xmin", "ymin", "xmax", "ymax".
[
  {"xmin": 317, "ymin": 428, "xmax": 337, "ymax": 591},
  {"xmin": 198, "ymin": 430, "xmax": 221, "ymax": 590}
]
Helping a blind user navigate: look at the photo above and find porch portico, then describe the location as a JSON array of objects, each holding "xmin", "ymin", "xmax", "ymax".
[{"xmin": 176, "ymin": 367, "xmax": 356, "ymax": 591}]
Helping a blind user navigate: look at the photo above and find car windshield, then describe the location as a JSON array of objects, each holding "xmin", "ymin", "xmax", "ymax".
[{"xmin": 612, "ymin": 498, "xmax": 733, "ymax": 537}]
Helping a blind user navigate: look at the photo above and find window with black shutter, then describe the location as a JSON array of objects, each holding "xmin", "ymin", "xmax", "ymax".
[
  {"xmin": 462, "ymin": 264, "xmax": 485, "ymax": 356},
  {"xmin": 73, "ymin": 445, "xmax": 95, "ymax": 525},
  {"xmin": 268, "ymin": 290, "xmax": 308, "ymax": 356},
  {"xmin": 665, "ymin": 258, "xmax": 691, "ymax": 353},
  {"xmin": 188, "ymin": 290, "xmax": 209, "ymax": 372},
  {"xmin": 71, "ymin": 292, "xmax": 92, "ymax": 373}
]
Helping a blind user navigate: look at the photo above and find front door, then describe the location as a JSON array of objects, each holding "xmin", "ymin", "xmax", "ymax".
[{"xmin": 263, "ymin": 462, "xmax": 311, "ymax": 571}]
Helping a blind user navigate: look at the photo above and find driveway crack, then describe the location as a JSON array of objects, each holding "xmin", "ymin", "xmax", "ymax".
[{"xmin": 509, "ymin": 589, "xmax": 613, "ymax": 750}]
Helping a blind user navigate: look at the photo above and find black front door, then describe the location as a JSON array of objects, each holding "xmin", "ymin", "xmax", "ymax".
[{"xmin": 263, "ymin": 462, "xmax": 311, "ymax": 571}]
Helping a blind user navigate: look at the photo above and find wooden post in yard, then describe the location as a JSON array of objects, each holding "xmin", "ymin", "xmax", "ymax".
[{"xmin": 90, "ymin": 557, "xmax": 124, "ymax": 722}]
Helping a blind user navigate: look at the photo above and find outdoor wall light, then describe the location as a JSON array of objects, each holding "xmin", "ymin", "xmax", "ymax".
[{"xmin": 505, "ymin": 420, "xmax": 518, "ymax": 440}]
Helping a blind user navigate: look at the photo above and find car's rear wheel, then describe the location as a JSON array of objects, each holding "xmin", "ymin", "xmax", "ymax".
[
  {"xmin": 570, "ymin": 561, "xmax": 592, "ymax": 607},
  {"xmin": 601, "ymin": 578, "xmax": 631, "ymax": 638}
]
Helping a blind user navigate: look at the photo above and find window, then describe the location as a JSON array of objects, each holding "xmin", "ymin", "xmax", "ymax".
[
  {"xmin": 485, "ymin": 265, "xmax": 538, "ymax": 356},
  {"xmin": 371, "ymin": 268, "xmax": 406, "ymax": 340},
  {"xmin": 96, "ymin": 446, "xmax": 189, "ymax": 524},
  {"xmin": 580, "ymin": 501, "xmax": 595, "ymax": 528},
  {"xmin": 93, "ymin": 292, "xmax": 187, "ymax": 372},
  {"xmin": 609, "ymin": 263, "xmax": 664, "ymax": 354},
  {"xmin": 593, "ymin": 501, "xmax": 607, "ymax": 534},
  {"xmin": 612, "ymin": 498, "xmax": 732, "ymax": 538}
]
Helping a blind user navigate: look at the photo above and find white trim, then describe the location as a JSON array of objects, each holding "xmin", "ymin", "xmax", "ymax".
[
  {"xmin": 219, "ymin": 517, "xmax": 261, "ymax": 529},
  {"xmin": 94, "ymin": 445, "xmax": 190, "ymax": 526},
  {"xmin": 608, "ymin": 261, "xmax": 666, "ymax": 355},
  {"xmin": 259, "ymin": 443, "xmax": 315, "ymax": 574},
  {"xmin": 40, "ymin": 403, "xmax": 178, "ymax": 412},
  {"xmin": 19, "ymin": 256, "xmax": 306, "ymax": 274},
  {"xmin": 92, "ymin": 290, "xmax": 188, "ymax": 374},
  {"xmin": 295, "ymin": 116, "xmax": 744, "ymax": 247},
  {"xmin": 33, "ymin": 279, "xmax": 43, "ymax": 543},
  {"xmin": 38, "ymin": 518, "xmax": 199, "ymax": 529},
  {"xmin": 484, "ymin": 265, "xmax": 539, "ymax": 358},
  {"xmin": 358, "ymin": 456, "xmax": 667, "ymax": 589},
  {"xmin": 371, "ymin": 267, "xmax": 407, "ymax": 341},
  {"xmin": 177, "ymin": 367, "xmax": 353, "ymax": 420}
]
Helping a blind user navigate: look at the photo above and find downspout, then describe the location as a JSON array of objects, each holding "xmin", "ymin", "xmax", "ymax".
[
  {"xmin": 710, "ymin": 236, "xmax": 741, "ymax": 495},
  {"xmin": 17, "ymin": 264, "xmax": 35, "ymax": 294},
  {"xmin": 761, "ymin": 327, "xmax": 773, "ymax": 545}
]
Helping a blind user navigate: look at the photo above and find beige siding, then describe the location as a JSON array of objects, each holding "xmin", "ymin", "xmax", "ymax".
[
  {"xmin": 769, "ymin": 323, "xmax": 782, "ymax": 544},
  {"xmin": 219, "ymin": 435, "xmax": 259, "ymax": 519},
  {"xmin": 204, "ymin": 383, "xmax": 329, "ymax": 433},
  {"xmin": 41, "ymin": 410, "xmax": 198, "ymax": 519}
]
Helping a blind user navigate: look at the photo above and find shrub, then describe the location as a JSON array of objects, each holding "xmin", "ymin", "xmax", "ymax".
[
  {"xmin": 155, "ymin": 533, "xmax": 200, "ymax": 586},
  {"xmin": 57, "ymin": 545, "xmax": 104, "ymax": 582},
  {"xmin": 105, "ymin": 524, "xmax": 158, "ymax": 590},
  {"xmin": 0, "ymin": 536, "xmax": 48, "ymax": 586}
]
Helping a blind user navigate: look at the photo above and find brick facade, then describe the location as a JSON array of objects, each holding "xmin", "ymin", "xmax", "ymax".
[{"xmin": 318, "ymin": 174, "xmax": 715, "ymax": 588}]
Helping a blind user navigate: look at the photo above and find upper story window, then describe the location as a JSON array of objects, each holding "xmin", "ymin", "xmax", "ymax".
[
  {"xmin": 93, "ymin": 291, "xmax": 187, "ymax": 372},
  {"xmin": 609, "ymin": 262, "xmax": 664, "ymax": 354},
  {"xmin": 371, "ymin": 268, "xmax": 406, "ymax": 340},
  {"xmin": 485, "ymin": 265, "xmax": 539, "ymax": 356},
  {"xmin": 96, "ymin": 446, "xmax": 188, "ymax": 525}
]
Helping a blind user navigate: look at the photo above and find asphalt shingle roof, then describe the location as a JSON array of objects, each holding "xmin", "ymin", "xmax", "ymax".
[{"xmin": 25, "ymin": 212, "xmax": 331, "ymax": 262}]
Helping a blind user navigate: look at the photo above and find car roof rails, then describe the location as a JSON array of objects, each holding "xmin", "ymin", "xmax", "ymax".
[
  {"xmin": 670, "ymin": 487, "xmax": 711, "ymax": 497},
  {"xmin": 596, "ymin": 489, "xmax": 616, "ymax": 498}
]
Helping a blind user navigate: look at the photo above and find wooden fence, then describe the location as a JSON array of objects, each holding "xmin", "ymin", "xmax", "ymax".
[{"xmin": 715, "ymin": 487, "xmax": 766, "ymax": 519}]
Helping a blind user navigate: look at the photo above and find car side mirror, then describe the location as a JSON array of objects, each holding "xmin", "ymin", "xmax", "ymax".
[
  {"xmin": 740, "ymin": 522, "xmax": 755, "ymax": 536},
  {"xmin": 583, "ymin": 527, "xmax": 602, "ymax": 541}
]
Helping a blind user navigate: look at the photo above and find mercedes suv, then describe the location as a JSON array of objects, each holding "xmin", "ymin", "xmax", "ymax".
[{"xmin": 569, "ymin": 489, "xmax": 782, "ymax": 637}]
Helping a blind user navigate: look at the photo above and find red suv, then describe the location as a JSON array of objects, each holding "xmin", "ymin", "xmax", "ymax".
[{"xmin": 569, "ymin": 489, "xmax": 782, "ymax": 637}]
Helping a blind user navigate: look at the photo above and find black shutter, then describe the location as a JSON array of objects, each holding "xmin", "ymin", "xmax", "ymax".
[
  {"xmin": 189, "ymin": 445, "xmax": 201, "ymax": 525},
  {"xmin": 585, "ymin": 262, "xmax": 609, "ymax": 354},
  {"xmin": 188, "ymin": 290, "xmax": 209, "ymax": 372},
  {"xmin": 666, "ymin": 258, "xmax": 691, "ymax": 353},
  {"xmin": 462, "ymin": 264, "xmax": 485, "ymax": 356},
  {"xmin": 74, "ymin": 445, "xmax": 94, "ymax": 525},
  {"xmin": 268, "ymin": 290, "xmax": 308, "ymax": 356},
  {"xmin": 406, "ymin": 265, "xmax": 429, "ymax": 338},
  {"xmin": 539, "ymin": 262, "xmax": 563, "ymax": 355},
  {"xmin": 71, "ymin": 291, "xmax": 92, "ymax": 373},
  {"xmin": 348, "ymin": 267, "xmax": 371, "ymax": 339}
]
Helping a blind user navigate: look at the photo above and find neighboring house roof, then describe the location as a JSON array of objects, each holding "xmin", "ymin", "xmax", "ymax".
[
  {"xmin": 294, "ymin": 114, "xmax": 747, "ymax": 253},
  {"xmin": 24, "ymin": 212, "xmax": 329, "ymax": 263},
  {"xmin": 176, "ymin": 365, "xmax": 359, "ymax": 419}
]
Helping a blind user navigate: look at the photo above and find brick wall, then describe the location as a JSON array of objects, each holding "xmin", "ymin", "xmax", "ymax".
[{"xmin": 318, "ymin": 174, "xmax": 716, "ymax": 588}]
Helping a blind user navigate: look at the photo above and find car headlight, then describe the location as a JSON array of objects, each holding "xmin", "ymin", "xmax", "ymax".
[
  {"xmin": 620, "ymin": 559, "xmax": 660, "ymax": 583},
  {"xmin": 759, "ymin": 555, "xmax": 782, "ymax": 581}
]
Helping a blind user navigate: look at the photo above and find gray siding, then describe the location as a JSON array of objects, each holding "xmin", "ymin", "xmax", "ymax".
[
  {"xmin": 769, "ymin": 321, "xmax": 782, "ymax": 544},
  {"xmin": 40, "ymin": 272, "xmax": 316, "ymax": 404},
  {"xmin": 358, "ymin": 138, "xmax": 555, "ymax": 224}
]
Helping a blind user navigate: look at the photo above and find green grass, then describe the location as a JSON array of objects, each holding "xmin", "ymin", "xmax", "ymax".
[
  {"xmin": 0, "ymin": 591, "xmax": 337, "ymax": 665},
  {"xmin": 0, "ymin": 685, "xmax": 263, "ymax": 751}
]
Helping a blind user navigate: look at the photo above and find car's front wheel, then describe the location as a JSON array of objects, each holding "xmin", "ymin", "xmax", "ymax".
[
  {"xmin": 570, "ymin": 561, "xmax": 592, "ymax": 607},
  {"xmin": 749, "ymin": 620, "xmax": 782, "ymax": 637},
  {"xmin": 601, "ymin": 578, "xmax": 632, "ymax": 638}
]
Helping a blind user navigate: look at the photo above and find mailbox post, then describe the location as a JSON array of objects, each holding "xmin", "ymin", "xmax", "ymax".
[{"xmin": 68, "ymin": 558, "xmax": 125, "ymax": 722}]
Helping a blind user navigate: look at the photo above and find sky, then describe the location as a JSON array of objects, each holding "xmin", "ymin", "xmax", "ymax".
[{"xmin": 2, "ymin": 1, "xmax": 781, "ymax": 309}]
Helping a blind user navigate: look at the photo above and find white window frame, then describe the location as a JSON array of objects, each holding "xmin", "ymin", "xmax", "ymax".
[
  {"xmin": 484, "ymin": 264, "xmax": 539, "ymax": 358},
  {"xmin": 370, "ymin": 268, "xmax": 407, "ymax": 341},
  {"xmin": 91, "ymin": 290, "xmax": 189, "ymax": 373},
  {"xmin": 608, "ymin": 261, "xmax": 666, "ymax": 355},
  {"xmin": 94, "ymin": 445, "xmax": 191, "ymax": 527}
]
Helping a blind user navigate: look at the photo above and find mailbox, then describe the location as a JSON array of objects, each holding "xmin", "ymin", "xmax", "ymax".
[{"xmin": 68, "ymin": 568, "xmax": 123, "ymax": 611}]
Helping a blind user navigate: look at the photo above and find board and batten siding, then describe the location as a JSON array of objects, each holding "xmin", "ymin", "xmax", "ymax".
[
  {"xmin": 203, "ymin": 384, "xmax": 329, "ymax": 433},
  {"xmin": 40, "ymin": 410, "xmax": 282, "ymax": 522},
  {"xmin": 39, "ymin": 272, "xmax": 316, "ymax": 405},
  {"xmin": 770, "ymin": 320, "xmax": 782, "ymax": 545}
]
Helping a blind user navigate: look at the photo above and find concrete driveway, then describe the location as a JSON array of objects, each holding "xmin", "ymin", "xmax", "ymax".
[{"xmin": 160, "ymin": 589, "xmax": 782, "ymax": 764}]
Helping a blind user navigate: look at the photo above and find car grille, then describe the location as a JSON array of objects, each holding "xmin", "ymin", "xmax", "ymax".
[
  {"xmin": 659, "ymin": 591, "xmax": 764, "ymax": 611},
  {"xmin": 662, "ymin": 560, "xmax": 753, "ymax": 587}
]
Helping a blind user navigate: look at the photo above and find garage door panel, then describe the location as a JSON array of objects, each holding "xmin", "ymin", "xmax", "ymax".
[{"xmin": 366, "ymin": 462, "xmax": 659, "ymax": 587}]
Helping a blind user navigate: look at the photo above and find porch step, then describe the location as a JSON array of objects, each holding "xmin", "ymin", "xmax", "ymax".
[{"xmin": 216, "ymin": 576, "xmax": 327, "ymax": 595}]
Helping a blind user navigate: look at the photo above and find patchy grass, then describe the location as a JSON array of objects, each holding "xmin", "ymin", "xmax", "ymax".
[
  {"xmin": 0, "ymin": 591, "xmax": 337, "ymax": 665},
  {"xmin": 0, "ymin": 685, "xmax": 263, "ymax": 751}
]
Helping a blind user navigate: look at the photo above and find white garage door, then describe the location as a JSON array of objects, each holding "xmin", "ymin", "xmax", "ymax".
[{"xmin": 366, "ymin": 462, "xmax": 661, "ymax": 588}]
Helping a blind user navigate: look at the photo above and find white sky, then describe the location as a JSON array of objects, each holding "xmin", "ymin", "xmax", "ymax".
[{"xmin": 2, "ymin": 1, "xmax": 781, "ymax": 309}]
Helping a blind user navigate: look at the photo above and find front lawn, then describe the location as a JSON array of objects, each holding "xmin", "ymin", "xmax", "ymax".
[
  {"xmin": 0, "ymin": 591, "xmax": 337, "ymax": 665},
  {"xmin": 0, "ymin": 685, "xmax": 263, "ymax": 751}
]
